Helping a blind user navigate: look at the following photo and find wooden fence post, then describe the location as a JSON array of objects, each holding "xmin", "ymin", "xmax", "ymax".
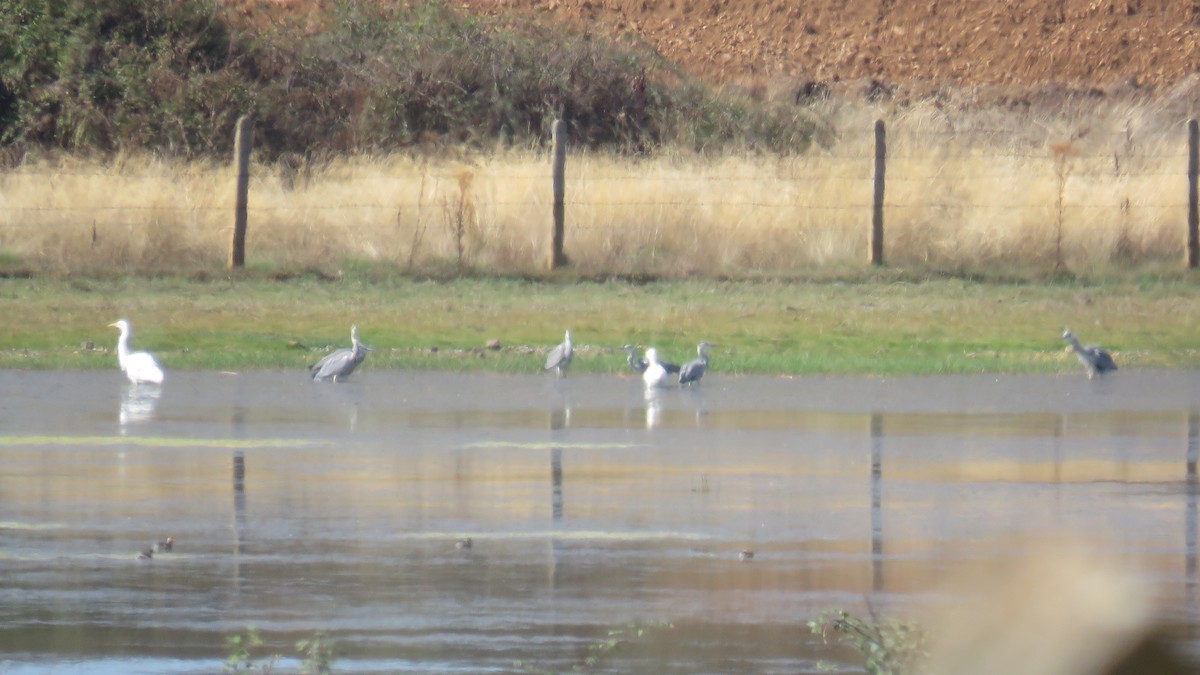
[
  {"xmin": 1188, "ymin": 118, "xmax": 1198, "ymax": 269},
  {"xmin": 548, "ymin": 119, "xmax": 568, "ymax": 271},
  {"xmin": 229, "ymin": 115, "xmax": 253, "ymax": 269},
  {"xmin": 870, "ymin": 119, "xmax": 886, "ymax": 266}
]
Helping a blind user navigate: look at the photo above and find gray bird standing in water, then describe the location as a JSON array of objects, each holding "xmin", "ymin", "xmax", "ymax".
[
  {"xmin": 310, "ymin": 324, "xmax": 371, "ymax": 382},
  {"xmin": 544, "ymin": 330, "xmax": 573, "ymax": 377},
  {"xmin": 1062, "ymin": 329, "xmax": 1117, "ymax": 379},
  {"xmin": 679, "ymin": 341, "xmax": 712, "ymax": 386}
]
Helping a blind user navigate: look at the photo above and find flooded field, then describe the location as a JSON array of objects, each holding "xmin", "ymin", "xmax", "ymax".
[{"xmin": 1, "ymin": 369, "xmax": 1199, "ymax": 673}]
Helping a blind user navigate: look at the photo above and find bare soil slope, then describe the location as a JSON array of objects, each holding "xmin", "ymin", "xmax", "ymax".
[{"xmin": 461, "ymin": 0, "xmax": 1200, "ymax": 97}]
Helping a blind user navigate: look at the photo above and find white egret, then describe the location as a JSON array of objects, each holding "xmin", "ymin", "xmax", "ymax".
[
  {"xmin": 109, "ymin": 320, "xmax": 164, "ymax": 385},
  {"xmin": 1062, "ymin": 329, "xmax": 1117, "ymax": 379},
  {"xmin": 544, "ymin": 329, "xmax": 573, "ymax": 377},
  {"xmin": 310, "ymin": 324, "xmax": 371, "ymax": 382}
]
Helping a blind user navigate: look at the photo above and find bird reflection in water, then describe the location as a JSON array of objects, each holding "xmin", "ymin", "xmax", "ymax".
[
  {"xmin": 645, "ymin": 385, "xmax": 708, "ymax": 429},
  {"xmin": 644, "ymin": 386, "xmax": 662, "ymax": 429},
  {"xmin": 547, "ymin": 378, "xmax": 572, "ymax": 431},
  {"xmin": 119, "ymin": 384, "xmax": 162, "ymax": 432}
]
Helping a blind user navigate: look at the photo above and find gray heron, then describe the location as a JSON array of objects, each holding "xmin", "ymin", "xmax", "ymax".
[
  {"xmin": 108, "ymin": 319, "xmax": 165, "ymax": 385},
  {"xmin": 679, "ymin": 341, "xmax": 712, "ymax": 385},
  {"xmin": 1062, "ymin": 329, "xmax": 1117, "ymax": 379},
  {"xmin": 624, "ymin": 344, "xmax": 681, "ymax": 374},
  {"xmin": 622, "ymin": 344, "xmax": 648, "ymax": 373},
  {"xmin": 310, "ymin": 324, "xmax": 371, "ymax": 382},
  {"xmin": 642, "ymin": 347, "xmax": 674, "ymax": 388},
  {"xmin": 544, "ymin": 329, "xmax": 573, "ymax": 377}
]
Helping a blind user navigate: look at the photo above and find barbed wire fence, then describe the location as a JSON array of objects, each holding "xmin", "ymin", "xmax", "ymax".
[{"xmin": 1, "ymin": 116, "xmax": 1198, "ymax": 277}]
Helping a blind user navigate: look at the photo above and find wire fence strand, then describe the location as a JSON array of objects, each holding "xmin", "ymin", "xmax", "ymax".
[{"xmin": 2, "ymin": 119, "xmax": 1198, "ymax": 274}]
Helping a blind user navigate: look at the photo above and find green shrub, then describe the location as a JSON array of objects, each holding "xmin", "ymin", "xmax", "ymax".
[
  {"xmin": 0, "ymin": 0, "xmax": 246, "ymax": 154},
  {"xmin": 809, "ymin": 608, "xmax": 928, "ymax": 675},
  {"xmin": 0, "ymin": 0, "xmax": 813, "ymax": 160}
]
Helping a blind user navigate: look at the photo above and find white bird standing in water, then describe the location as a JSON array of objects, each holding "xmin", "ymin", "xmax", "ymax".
[
  {"xmin": 109, "ymin": 319, "xmax": 165, "ymax": 385},
  {"xmin": 642, "ymin": 347, "xmax": 674, "ymax": 388},
  {"xmin": 1062, "ymin": 328, "xmax": 1117, "ymax": 379},
  {"xmin": 544, "ymin": 329, "xmax": 573, "ymax": 377}
]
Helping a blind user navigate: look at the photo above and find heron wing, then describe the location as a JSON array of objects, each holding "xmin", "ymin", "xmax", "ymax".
[
  {"xmin": 1090, "ymin": 347, "xmax": 1117, "ymax": 372},
  {"xmin": 544, "ymin": 343, "xmax": 566, "ymax": 371},
  {"xmin": 679, "ymin": 358, "xmax": 705, "ymax": 384},
  {"xmin": 311, "ymin": 348, "xmax": 353, "ymax": 380},
  {"xmin": 662, "ymin": 360, "xmax": 682, "ymax": 374}
]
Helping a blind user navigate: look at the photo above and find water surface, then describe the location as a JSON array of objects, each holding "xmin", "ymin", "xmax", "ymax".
[{"xmin": 1, "ymin": 370, "xmax": 1198, "ymax": 673}]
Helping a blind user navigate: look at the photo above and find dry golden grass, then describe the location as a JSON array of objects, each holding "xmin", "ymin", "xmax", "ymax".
[{"xmin": 0, "ymin": 98, "xmax": 1192, "ymax": 278}]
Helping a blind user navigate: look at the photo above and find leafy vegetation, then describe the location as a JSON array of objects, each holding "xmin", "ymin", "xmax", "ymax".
[
  {"xmin": 224, "ymin": 627, "xmax": 335, "ymax": 674},
  {"xmin": 224, "ymin": 626, "xmax": 279, "ymax": 672},
  {"xmin": 809, "ymin": 608, "xmax": 928, "ymax": 675},
  {"xmin": 0, "ymin": 0, "xmax": 813, "ymax": 160},
  {"xmin": 515, "ymin": 620, "xmax": 673, "ymax": 674}
]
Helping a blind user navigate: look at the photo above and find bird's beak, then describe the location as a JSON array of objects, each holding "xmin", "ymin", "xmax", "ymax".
[
  {"xmin": 107, "ymin": 322, "xmax": 119, "ymax": 328},
  {"xmin": 362, "ymin": 344, "xmax": 375, "ymax": 351}
]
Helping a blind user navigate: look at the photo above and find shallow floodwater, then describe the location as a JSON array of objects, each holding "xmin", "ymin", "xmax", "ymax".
[{"xmin": 1, "ymin": 369, "xmax": 1199, "ymax": 673}]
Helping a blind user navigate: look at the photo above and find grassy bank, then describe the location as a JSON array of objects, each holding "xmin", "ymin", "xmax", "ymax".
[{"xmin": 1, "ymin": 275, "xmax": 1196, "ymax": 376}]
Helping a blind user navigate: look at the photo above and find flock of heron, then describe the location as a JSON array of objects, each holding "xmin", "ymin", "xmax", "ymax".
[{"xmin": 106, "ymin": 320, "xmax": 1116, "ymax": 386}]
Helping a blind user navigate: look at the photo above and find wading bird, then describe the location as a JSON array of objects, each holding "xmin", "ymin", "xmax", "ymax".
[
  {"xmin": 642, "ymin": 348, "xmax": 674, "ymax": 388},
  {"xmin": 310, "ymin": 324, "xmax": 371, "ymax": 382},
  {"xmin": 1062, "ymin": 329, "xmax": 1117, "ymax": 379},
  {"xmin": 109, "ymin": 320, "xmax": 165, "ymax": 385},
  {"xmin": 679, "ymin": 341, "xmax": 712, "ymax": 386},
  {"xmin": 624, "ymin": 344, "xmax": 681, "ymax": 375},
  {"xmin": 622, "ymin": 344, "xmax": 648, "ymax": 373},
  {"xmin": 544, "ymin": 330, "xmax": 573, "ymax": 377}
]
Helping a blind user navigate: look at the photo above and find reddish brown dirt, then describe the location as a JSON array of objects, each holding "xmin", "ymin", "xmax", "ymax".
[{"xmin": 458, "ymin": 0, "xmax": 1200, "ymax": 96}]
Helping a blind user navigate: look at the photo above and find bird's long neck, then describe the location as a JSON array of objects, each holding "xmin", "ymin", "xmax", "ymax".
[
  {"xmin": 116, "ymin": 328, "xmax": 131, "ymax": 364},
  {"xmin": 1065, "ymin": 335, "xmax": 1084, "ymax": 353}
]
